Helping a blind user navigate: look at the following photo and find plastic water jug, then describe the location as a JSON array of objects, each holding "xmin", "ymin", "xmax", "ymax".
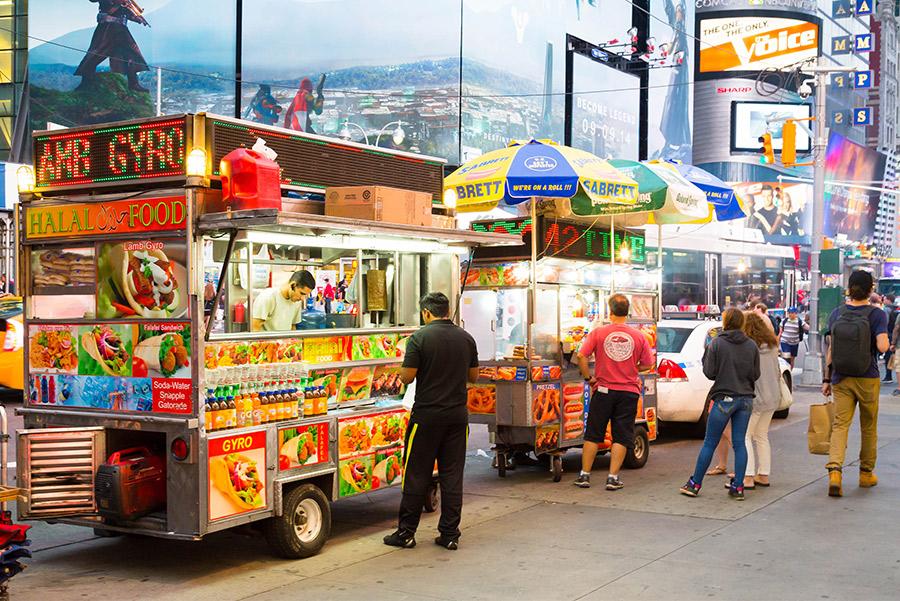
[{"xmin": 219, "ymin": 148, "xmax": 282, "ymax": 211}]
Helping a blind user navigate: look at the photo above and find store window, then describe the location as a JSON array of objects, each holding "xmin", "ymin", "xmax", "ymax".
[{"xmin": 721, "ymin": 255, "xmax": 784, "ymax": 308}]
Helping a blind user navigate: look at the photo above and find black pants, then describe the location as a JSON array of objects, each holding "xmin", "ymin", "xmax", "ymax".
[{"xmin": 398, "ymin": 419, "xmax": 467, "ymax": 538}]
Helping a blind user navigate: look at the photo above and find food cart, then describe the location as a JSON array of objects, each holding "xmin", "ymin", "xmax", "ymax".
[
  {"xmin": 14, "ymin": 113, "xmax": 516, "ymax": 558},
  {"xmin": 459, "ymin": 215, "xmax": 660, "ymax": 480}
]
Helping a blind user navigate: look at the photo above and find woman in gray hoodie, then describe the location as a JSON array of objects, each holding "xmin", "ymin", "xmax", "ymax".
[
  {"xmin": 680, "ymin": 308, "xmax": 760, "ymax": 500},
  {"xmin": 742, "ymin": 312, "xmax": 782, "ymax": 489}
]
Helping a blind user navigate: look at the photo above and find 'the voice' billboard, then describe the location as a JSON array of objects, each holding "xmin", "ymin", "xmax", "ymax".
[{"xmin": 698, "ymin": 15, "xmax": 819, "ymax": 75}]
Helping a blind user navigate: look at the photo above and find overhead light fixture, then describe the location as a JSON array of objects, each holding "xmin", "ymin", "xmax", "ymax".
[
  {"xmin": 737, "ymin": 258, "xmax": 748, "ymax": 273},
  {"xmin": 392, "ymin": 122, "xmax": 406, "ymax": 146},
  {"xmin": 443, "ymin": 188, "xmax": 458, "ymax": 209},
  {"xmin": 619, "ymin": 242, "xmax": 631, "ymax": 262},
  {"xmin": 16, "ymin": 165, "xmax": 35, "ymax": 194},
  {"xmin": 186, "ymin": 147, "xmax": 208, "ymax": 177}
]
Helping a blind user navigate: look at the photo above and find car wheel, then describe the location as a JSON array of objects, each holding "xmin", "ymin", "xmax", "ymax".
[{"xmin": 693, "ymin": 398, "xmax": 711, "ymax": 438}]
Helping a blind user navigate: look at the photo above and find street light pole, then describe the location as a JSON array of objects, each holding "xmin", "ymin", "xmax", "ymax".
[{"xmin": 801, "ymin": 59, "xmax": 856, "ymax": 386}]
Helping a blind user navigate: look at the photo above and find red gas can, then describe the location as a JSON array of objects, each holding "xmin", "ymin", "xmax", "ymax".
[{"xmin": 219, "ymin": 148, "xmax": 282, "ymax": 211}]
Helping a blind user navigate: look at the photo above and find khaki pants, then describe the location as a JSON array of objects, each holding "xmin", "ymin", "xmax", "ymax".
[{"xmin": 827, "ymin": 377, "xmax": 880, "ymax": 472}]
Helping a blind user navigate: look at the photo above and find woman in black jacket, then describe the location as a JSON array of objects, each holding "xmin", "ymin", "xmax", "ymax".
[{"xmin": 680, "ymin": 308, "xmax": 760, "ymax": 500}]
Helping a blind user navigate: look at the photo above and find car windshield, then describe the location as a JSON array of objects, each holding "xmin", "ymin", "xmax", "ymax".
[{"xmin": 657, "ymin": 326, "xmax": 693, "ymax": 353}]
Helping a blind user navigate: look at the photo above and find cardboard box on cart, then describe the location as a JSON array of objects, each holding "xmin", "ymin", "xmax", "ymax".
[{"xmin": 325, "ymin": 185, "xmax": 432, "ymax": 227}]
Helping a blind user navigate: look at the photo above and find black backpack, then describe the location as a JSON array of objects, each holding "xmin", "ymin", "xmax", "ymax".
[{"xmin": 831, "ymin": 305, "xmax": 875, "ymax": 376}]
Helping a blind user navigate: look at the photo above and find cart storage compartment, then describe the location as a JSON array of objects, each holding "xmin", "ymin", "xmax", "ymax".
[{"xmin": 17, "ymin": 428, "xmax": 105, "ymax": 518}]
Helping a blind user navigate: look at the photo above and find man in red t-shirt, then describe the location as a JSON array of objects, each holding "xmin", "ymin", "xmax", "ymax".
[
  {"xmin": 574, "ymin": 293, "xmax": 654, "ymax": 490},
  {"xmin": 323, "ymin": 278, "xmax": 336, "ymax": 314}
]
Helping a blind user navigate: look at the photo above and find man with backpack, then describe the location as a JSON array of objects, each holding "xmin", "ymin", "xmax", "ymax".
[{"xmin": 822, "ymin": 271, "xmax": 890, "ymax": 497}]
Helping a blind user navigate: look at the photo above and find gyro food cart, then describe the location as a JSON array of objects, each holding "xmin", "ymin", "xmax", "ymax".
[
  {"xmin": 460, "ymin": 216, "xmax": 659, "ymax": 480},
  {"xmin": 15, "ymin": 113, "xmax": 515, "ymax": 558}
]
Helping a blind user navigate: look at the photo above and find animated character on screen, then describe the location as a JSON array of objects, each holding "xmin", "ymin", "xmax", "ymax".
[
  {"xmin": 245, "ymin": 85, "xmax": 283, "ymax": 126},
  {"xmin": 284, "ymin": 75, "xmax": 326, "ymax": 133},
  {"xmin": 75, "ymin": 0, "xmax": 150, "ymax": 93}
]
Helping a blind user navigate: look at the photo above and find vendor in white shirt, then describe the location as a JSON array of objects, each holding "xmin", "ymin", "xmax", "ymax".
[{"xmin": 251, "ymin": 270, "xmax": 316, "ymax": 332}]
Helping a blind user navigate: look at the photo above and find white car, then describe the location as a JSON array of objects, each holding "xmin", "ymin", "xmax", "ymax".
[{"xmin": 656, "ymin": 318, "xmax": 792, "ymax": 435}]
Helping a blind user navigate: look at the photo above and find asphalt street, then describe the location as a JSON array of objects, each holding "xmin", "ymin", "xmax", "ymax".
[{"xmin": 6, "ymin": 388, "xmax": 900, "ymax": 601}]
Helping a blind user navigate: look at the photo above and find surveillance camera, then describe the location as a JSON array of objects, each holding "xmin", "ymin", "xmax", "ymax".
[{"xmin": 798, "ymin": 81, "xmax": 813, "ymax": 99}]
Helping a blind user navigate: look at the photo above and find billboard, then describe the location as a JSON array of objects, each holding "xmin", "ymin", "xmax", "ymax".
[
  {"xmin": 698, "ymin": 15, "xmax": 819, "ymax": 74},
  {"xmin": 28, "ymin": 0, "xmax": 237, "ymax": 129},
  {"xmin": 242, "ymin": 0, "xmax": 462, "ymax": 162},
  {"xmin": 731, "ymin": 101, "xmax": 812, "ymax": 152},
  {"xmin": 459, "ymin": 0, "xmax": 634, "ymax": 161},
  {"xmin": 648, "ymin": 0, "xmax": 694, "ymax": 162},
  {"xmin": 734, "ymin": 181, "xmax": 812, "ymax": 246},
  {"xmin": 823, "ymin": 132, "xmax": 887, "ymax": 244},
  {"xmin": 570, "ymin": 55, "xmax": 639, "ymax": 160}
]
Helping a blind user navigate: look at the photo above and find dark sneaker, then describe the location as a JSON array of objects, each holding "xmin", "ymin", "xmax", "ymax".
[
  {"xmin": 728, "ymin": 483, "xmax": 745, "ymax": 501},
  {"xmin": 606, "ymin": 476, "xmax": 624, "ymax": 491},
  {"xmin": 434, "ymin": 535, "xmax": 459, "ymax": 550},
  {"xmin": 573, "ymin": 473, "xmax": 591, "ymax": 488},
  {"xmin": 383, "ymin": 529, "xmax": 416, "ymax": 548},
  {"xmin": 679, "ymin": 478, "xmax": 701, "ymax": 497}
]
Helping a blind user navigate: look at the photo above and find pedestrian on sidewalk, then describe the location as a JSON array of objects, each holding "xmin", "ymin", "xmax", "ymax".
[
  {"xmin": 779, "ymin": 307, "xmax": 805, "ymax": 369},
  {"xmin": 822, "ymin": 271, "xmax": 889, "ymax": 497},
  {"xmin": 882, "ymin": 295, "xmax": 896, "ymax": 383},
  {"xmin": 742, "ymin": 312, "xmax": 782, "ymax": 489},
  {"xmin": 754, "ymin": 303, "xmax": 777, "ymax": 333},
  {"xmin": 383, "ymin": 292, "xmax": 479, "ymax": 551},
  {"xmin": 573, "ymin": 293, "xmax": 654, "ymax": 491},
  {"xmin": 889, "ymin": 298, "xmax": 900, "ymax": 395},
  {"xmin": 680, "ymin": 308, "xmax": 759, "ymax": 500}
]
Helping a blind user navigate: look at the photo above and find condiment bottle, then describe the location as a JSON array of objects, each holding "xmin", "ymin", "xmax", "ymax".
[
  {"xmin": 213, "ymin": 396, "xmax": 226, "ymax": 430},
  {"xmin": 251, "ymin": 383, "xmax": 262, "ymax": 426},
  {"xmin": 267, "ymin": 386, "xmax": 278, "ymax": 423}
]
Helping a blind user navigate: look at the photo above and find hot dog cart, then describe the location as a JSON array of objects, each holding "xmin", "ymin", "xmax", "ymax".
[
  {"xmin": 459, "ymin": 215, "xmax": 659, "ymax": 480},
  {"xmin": 14, "ymin": 113, "xmax": 516, "ymax": 558}
]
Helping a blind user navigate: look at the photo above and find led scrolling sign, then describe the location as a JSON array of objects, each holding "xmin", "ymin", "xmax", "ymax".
[
  {"xmin": 472, "ymin": 218, "xmax": 646, "ymax": 264},
  {"xmin": 33, "ymin": 117, "xmax": 187, "ymax": 191}
]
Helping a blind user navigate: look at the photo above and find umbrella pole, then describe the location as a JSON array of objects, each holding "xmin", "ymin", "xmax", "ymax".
[
  {"xmin": 658, "ymin": 223, "xmax": 663, "ymax": 320},
  {"xmin": 530, "ymin": 196, "xmax": 537, "ymax": 361},
  {"xmin": 610, "ymin": 215, "xmax": 616, "ymax": 296}
]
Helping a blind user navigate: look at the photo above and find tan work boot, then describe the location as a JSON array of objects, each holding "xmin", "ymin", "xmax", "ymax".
[
  {"xmin": 859, "ymin": 470, "xmax": 878, "ymax": 488},
  {"xmin": 828, "ymin": 470, "xmax": 843, "ymax": 497}
]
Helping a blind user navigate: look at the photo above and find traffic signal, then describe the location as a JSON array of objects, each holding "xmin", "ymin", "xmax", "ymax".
[
  {"xmin": 758, "ymin": 133, "xmax": 775, "ymax": 165},
  {"xmin": 781, "ymin": 120, "xmax": 797, "ymax": 167}
]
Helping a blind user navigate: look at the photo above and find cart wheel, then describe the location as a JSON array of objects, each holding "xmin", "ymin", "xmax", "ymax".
[
  {"xmin": 624, "ymin": 427, "xmax": 650, "ymax": 469},
  {"xmin": 497, "ymin": 452, "xmax": 507, "ymax": 478},
  {"xmin": 263, "ymin": 483, "xmax": 332, "ymax": 559},
  {"xmin": 551, "ymin": 456, "xmax": 563, "ymax": 482},
  {"xmin": 423, "ymin": 481, "xmax": 440, "ymax": 513}
]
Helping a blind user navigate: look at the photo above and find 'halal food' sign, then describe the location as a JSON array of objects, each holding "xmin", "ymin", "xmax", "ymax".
[{"xmin": 25, "ymin": 196, "xmax": 188, "ymax": 240}]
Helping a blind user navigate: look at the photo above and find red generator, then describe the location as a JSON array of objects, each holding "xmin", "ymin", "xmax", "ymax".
[{"xmin": 95, "ymin": 447, "xmax": 166, "ymax": 521}]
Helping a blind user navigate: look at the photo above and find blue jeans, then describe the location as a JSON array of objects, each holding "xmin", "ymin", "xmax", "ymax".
[{"xmin": 691, "ymin": 396, "xmax": 754, "ymax": 488}]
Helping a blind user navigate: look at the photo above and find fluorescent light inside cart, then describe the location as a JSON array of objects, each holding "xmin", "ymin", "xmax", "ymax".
[{"xmin": 240, "ymin": 230, "xmax": 469, "ymax": 254}]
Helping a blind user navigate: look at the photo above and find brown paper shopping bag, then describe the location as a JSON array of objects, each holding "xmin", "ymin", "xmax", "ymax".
[{"xmin": 808, "ymin": 402, "xmax": 835, "ymax": 455}]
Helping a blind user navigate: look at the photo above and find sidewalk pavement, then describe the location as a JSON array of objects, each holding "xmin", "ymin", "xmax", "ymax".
[{"xmin": 9, "ymin": 388, "xmax": 900, "ymax": 601}]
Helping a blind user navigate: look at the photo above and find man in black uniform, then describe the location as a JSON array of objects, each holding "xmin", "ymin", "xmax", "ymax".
[{"xmin": 383, "ymin": 292, "xmax": 479, "ymax": 551}]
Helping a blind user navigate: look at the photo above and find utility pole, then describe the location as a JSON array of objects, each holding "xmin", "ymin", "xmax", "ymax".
[{"xmin": 801, "ymin": 58, "xmax": 856, "ymax": 386}]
